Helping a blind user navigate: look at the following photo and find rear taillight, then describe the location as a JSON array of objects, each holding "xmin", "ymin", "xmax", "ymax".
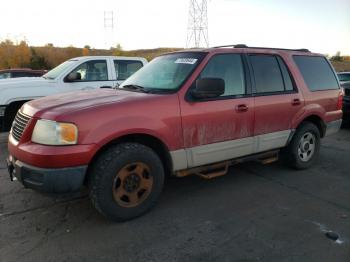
[{"xmin": 337, "ymin": 89, "xmax": 344, "ymax": 110}]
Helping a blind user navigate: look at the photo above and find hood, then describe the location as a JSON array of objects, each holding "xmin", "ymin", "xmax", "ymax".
[
  {"xmin": 0, "ymin": 77, "xmax": 49, "ymax": 90},
  {"xmin": 22, "ymin": 89, "xmax": 155, "ymax": 118}
]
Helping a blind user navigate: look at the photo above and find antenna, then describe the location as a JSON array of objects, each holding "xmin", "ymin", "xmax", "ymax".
[
  {"xmin": 104, "ymin": 11, "xmax": 114, "ymax": 49},
  {"xmin": 186, "ymin": 0, "xmax": 209, "ymax": 48}
]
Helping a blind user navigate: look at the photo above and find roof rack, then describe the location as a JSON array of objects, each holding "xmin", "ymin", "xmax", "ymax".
[
  {"xmin": 212, "ymin": 44, "xmax": 248, "ymax": 48},
  {"xmin": 212, "ymin": 44, "xmax": 310, "ymax": 52}
]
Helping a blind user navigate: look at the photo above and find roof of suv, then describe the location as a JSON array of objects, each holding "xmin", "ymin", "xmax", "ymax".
[{"xmin": 171, "ymin": 44, "xmax": 322, "ymax": 56}]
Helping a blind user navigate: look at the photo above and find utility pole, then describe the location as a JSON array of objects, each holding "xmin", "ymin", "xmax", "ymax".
[
  {"xmin": 186, "ymin": 0, "xmax": 209, "ymax": 48},
  {"xmin": 104, "ymin": 11, "xmax": 114, "ymax": 49}
]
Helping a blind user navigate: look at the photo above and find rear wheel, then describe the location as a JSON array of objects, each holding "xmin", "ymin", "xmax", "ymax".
[
  {"xmin": 88, "ymin": 143, "xmax": 164, "ymax": 221},
  {"xmin": 281, "ymin": 122, "xmax": 321, "ymax": 169}
]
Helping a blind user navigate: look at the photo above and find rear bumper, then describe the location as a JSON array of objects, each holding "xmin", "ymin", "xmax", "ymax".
[
  {"xmin": 7, "ymin": 156, "xmax": 87, "ymax": 193},
  {"xmin": 325, "ymin": 119, "xmax": 342, "ymax": 136}
]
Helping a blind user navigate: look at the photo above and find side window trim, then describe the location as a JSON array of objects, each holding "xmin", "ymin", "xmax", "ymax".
[
  {"xmin": 186, "ymin": 53, "xmax": 251, "ymax": 102},
  {"xmin": 276, "ymin": 56, "xmax": 298, "ymax": 92},
  {"xmin": 247, "ymin": 53, "xmax": 298, "ymax": 96},
  {"xmin": 65, "ymin": 59, "xmax": 110, "ymax": 82}
]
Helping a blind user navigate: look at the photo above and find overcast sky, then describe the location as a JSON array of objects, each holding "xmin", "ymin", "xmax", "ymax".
[{"xmin": 0, "ymin": 0, "xmax": 349, "ymax": 55}]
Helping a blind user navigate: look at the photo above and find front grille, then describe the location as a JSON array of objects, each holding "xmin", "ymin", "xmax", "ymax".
[
  {"xmin": 344, "ymin": 88, "xmax": 350, "ymax": 97},
  {"xmin": 11, "ymin": 111, "xmax": 31, "ymax": 141}
]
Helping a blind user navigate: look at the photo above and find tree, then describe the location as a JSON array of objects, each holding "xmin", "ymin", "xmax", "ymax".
[
  {"xmin": 330, "ymin": 51, "xmax": 343, "ymax": 62},
  {"xmin": 13, "ymin": 40, "xmax": 31, "ymax": 67},
  {"xmin": 113, "ymin": 43, "xmax": 123, "ymax": 56},
  {"xmin": 30, "ymin": 48, "xmax": 48, "ymax": 69},
  {"xmin": 82, "ymin": 45, "xmax": 90, "ymax": 56}
]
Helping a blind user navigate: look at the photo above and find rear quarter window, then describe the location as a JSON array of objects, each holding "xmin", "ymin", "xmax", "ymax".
[{"xmin": 293, "ymin": 56, "xmax": 339, "ymax": 91}]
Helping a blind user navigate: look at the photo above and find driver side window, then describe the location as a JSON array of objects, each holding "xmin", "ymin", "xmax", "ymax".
[
  {"xmin": 69, "ymin": 60, "xmax": 108, "ymax": 81},
  {"xmin": 199, "ymin": 54, "xmax": 246, "ymax": 97}
]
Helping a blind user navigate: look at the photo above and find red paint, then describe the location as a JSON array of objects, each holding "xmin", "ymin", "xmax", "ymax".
[{"xmin": 8, "ymin": 48, "xmax": 343, "ymax": 169}]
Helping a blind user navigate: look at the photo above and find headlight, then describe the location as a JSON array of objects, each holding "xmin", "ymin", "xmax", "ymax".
[{"xmin": 31, "ymin": 119, "xmax": 78, "ymax": 145}]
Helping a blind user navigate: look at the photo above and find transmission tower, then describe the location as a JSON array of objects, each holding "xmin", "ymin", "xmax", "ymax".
[
  {"xmin": 104, "ymin": 11, "xmax": 115, "ymax": 48},
  {"xmin": 186, "ymin": 0, "xmax": 209, "ymax": 48}
]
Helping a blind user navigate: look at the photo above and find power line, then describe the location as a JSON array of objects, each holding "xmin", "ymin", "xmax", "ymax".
[{"xmin": 186, "ymin": 0, "xmax": 209, "ymax": 48}]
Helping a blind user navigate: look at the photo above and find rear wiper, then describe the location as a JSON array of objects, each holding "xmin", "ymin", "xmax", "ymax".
[{"xmin": 121, "ymin": 84, "xmax": 150, "ymax": 93}]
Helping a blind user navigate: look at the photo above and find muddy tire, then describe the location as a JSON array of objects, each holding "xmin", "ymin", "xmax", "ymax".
[
  {"xmin": 88, "ymin": 143, "xmax": 165, "ymax": 221},
  {"xmin": 281, "ymin": 122, "xmax": 321, "ymax": 170}
]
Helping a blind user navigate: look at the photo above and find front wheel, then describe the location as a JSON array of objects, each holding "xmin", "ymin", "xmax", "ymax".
[
  {"xmin": 281, "ymin": 122, "xmax": 321, "ymax": 169},
  {"xmin": 88, "ymin": 143, "xmax": 165, "ymax": 221}
]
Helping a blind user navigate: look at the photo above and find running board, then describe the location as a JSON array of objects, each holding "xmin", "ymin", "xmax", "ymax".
[
  {"xmin": 176, "ymin": 162, "xmax": 229, "ymax": 179},
  {"xmin": 174, "ymin": 150, "xmax": 279, "ymax": 179}
]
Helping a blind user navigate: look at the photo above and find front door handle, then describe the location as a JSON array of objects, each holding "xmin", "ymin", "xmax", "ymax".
[
  {"xmin": 100, "ymin": 86, "xmax": 113, "ymax": 89},
  {"xmin": 235, "ymin": 104, "xmax": 249, "ymax": 112},
  {"xmin": 291, "ymin": 98, "xmax": 301, "ymax": 106}
]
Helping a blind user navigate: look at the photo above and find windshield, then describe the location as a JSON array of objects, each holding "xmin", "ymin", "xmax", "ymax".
[
  {"xmin": 338, "ymin": 73, "xmax": 350, "ymax": 82},
  {"xmin": 120, "ymin": 52, "xmax": 205, "ymax": 92},
  {"xmin": 43, "ymin": 60, "xmax": 77, "ymax": 80}
]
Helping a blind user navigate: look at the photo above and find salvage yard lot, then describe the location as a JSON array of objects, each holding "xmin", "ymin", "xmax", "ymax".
[{"xmin": 0, "ymin": 126, "xmax": 350, "ymax": 262}]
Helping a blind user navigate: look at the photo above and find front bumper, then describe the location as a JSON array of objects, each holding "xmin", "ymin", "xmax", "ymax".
[{"xmin": 7, "ymin": 156, "xmax": 87, "ymax": 193}]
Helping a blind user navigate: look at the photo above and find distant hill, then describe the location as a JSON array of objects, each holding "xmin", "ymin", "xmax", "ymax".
[
  {"xmin": 332, "ymin": 61, "xmax": 350, "ymax": 72},
  {"xmin": 0, "ymin": 39, "xmax": 349, "ymax": 72}
]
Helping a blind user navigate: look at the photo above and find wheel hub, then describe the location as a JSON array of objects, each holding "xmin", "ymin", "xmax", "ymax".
[
  {"xmin": 302, "ymin": 142, "xmax": 310, "ymax": 152},
  {"xmin": 123, "ymin": 174, "xmax": 141, "ymax": 192},
  {"xmin": 112, "ymin": 162, "xmax": 154, "ymax": 208},
  {"xmin": 298, "ymin": 132, "xmax": 316, "ymax": 162}
]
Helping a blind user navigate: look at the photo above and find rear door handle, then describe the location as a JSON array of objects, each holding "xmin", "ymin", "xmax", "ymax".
[
  {"xmin": 235, "ymin": 104, "xmax": 249, "ymax": 112},
  {"xmin": 100, "ymin": 86, "xmax": 113, "ymax": 89},
  {"xmin": 291, "ymin": 98, "xmax": 301, "ymax": 106}
]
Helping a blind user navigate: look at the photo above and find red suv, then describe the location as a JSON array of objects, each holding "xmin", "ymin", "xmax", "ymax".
[{"xmin": 7, "ymin": 45, "xmax": 343, "ymax": 221}]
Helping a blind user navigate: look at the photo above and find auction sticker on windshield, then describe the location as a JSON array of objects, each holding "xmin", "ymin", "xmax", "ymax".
[{"xmin": 175, "ymin": 58, "xmax": 198, "ymax": 64}]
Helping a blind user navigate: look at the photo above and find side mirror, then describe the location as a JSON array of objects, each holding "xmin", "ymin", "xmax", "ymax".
[
  {"xmin": 191, "ymin": 78, "xmax": 225, "ymax": 99},
  {"xmin": 66, "ymin": 72, "xmax": 81, "ymax": 82}
]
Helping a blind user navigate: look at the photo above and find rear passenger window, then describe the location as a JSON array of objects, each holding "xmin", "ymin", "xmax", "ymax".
[
  {"xmin": 250, "ymin": 55, "xmax": 285, "ymax": 93},
  {"xmin": 70, "ymin": 60, "xmax": 108, "ymax": 81},
  {"xmin": 293, "ymin": 56, "xmax": 339, "ymax": 91},
  {"xmin": 114, "ymin": 60, "xmax": 143, "ymax": 80},
  {"xmin": 199, "ymin": 54, "xmax": 245, "ymax": 97}
]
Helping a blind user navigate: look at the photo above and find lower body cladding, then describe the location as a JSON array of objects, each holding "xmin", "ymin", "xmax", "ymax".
[
  {"xmin": 171, "ymin": 130, "xmax": 293, "ymax": 171},
  {"xmin": 171, "ymin": 119, "xmax": 342, "ymax": 171},
  {"xmin": 7, "ymin": 156, "xmax": 87, "ymax": 193}
]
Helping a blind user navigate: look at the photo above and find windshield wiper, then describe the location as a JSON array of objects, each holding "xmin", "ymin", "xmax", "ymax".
[{"xmin": 120, "ymin": 84, "xmax": 150, "ymax": 93}]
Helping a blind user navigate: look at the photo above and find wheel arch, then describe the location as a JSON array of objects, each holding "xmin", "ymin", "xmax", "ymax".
[
  {"xmin": 86, "ymin": 133, "xmax": 173, "ymax": 183},
  {"xmin": 3, "ymin": 100, "xmax": 30, "ymax": 131},
  {"xmin": 296, "ymin": 114, "xmax": 326, "ymax": 138}
]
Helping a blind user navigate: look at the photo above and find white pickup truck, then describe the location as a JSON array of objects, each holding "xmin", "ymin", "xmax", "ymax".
[{"xmin": 0, "ymin": 56, "xmax": 148, "ymax": 131}]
